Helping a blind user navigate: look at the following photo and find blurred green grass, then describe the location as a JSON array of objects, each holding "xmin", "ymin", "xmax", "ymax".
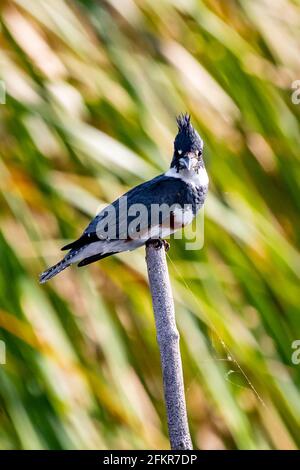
[{"xmin": 0, "ymin": 0, "xmax": 300, "ymax": 449}]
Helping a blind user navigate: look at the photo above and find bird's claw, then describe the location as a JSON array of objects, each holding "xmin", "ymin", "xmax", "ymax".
[
  {"xmin": 147, "ymin": 238, "xmax": 170, "ymax": 252},
  {"xmin": 162, "ymin": 239, "xmax": 170, "ymax": 252}
]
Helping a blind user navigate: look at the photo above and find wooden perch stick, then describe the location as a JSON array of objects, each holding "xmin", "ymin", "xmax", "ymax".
[{"xmin": 145, "ymin": 240, "xmax": 192, "ymax": 450}]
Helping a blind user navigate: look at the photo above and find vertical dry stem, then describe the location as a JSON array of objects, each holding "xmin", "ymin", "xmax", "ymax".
[{"xmin": 146, "ymin": 241, "xmax": 192, "ymax": 450}]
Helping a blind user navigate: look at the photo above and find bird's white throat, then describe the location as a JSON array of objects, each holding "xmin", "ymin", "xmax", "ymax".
[{"xmin": 165, "ymin": 166, "xmax": 209, "ymax": 187}]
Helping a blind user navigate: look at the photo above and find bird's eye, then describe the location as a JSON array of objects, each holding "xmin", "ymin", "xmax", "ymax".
[{"xmin": 177, "ymin": 149, "xmax": 182, "ymax": 155}]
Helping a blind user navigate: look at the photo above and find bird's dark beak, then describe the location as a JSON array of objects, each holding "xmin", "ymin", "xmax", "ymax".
[{"xmin": 179, "ymin": 155, "xmax": 193, "ymax": 171}]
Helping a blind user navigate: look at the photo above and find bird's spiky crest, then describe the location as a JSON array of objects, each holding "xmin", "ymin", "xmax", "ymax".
[
  {"xmin": 175, "ymin": 113, "xmax": 200, "ymax": 142},
  {"xmin": 176, "ymin": 113, "xmax": 192, "ymax": 133},
  {"xmin": 174, "ymin": 113, "xmax": 203, "ymax": 152}
]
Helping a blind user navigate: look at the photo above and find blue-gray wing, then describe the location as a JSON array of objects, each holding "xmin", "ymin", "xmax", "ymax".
[{"xmin": 61, "ymin": 175, "xmax": 199, "ymax": 251}]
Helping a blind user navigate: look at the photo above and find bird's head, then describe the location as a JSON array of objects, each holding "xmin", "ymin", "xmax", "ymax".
[{"xmin": 170, "ymin": 114, "xmax": 204, "ymax": 174}]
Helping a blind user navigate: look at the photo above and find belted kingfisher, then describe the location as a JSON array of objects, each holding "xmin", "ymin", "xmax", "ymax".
[{"xmin": 39, "ymin": 114, "xmax": 208, "ymax": 283}]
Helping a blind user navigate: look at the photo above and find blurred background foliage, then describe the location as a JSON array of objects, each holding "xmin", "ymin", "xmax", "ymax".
[{"xmin": 0, "ymin": 0, "xmax": 300, "ymax": 450}]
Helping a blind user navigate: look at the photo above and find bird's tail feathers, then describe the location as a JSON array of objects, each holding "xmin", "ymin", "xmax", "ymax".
[{"xmin": 39, "ymin": 257, "xmax": 71, "ymax": 284}]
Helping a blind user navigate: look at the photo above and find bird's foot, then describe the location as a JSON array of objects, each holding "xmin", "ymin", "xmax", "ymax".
[
  {"xmin": 162, "ymin": 239, "xmax": 170, "ymax": 252},
  {"xmin": 147, "ymin": 238, "xmax": 170, "ymax": 252}
]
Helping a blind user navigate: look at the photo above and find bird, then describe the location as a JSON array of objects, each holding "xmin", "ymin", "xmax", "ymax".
[{"xmin": 39, "ymin": 114, "xmax": 208, "ymax": 283}]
